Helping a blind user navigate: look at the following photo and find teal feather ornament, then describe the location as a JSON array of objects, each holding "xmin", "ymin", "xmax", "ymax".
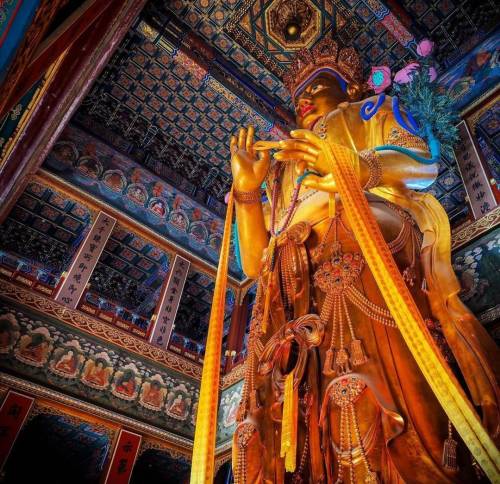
[{"xmin": 392, "ymin": 60, "xmax": 460, "ymax": 160}]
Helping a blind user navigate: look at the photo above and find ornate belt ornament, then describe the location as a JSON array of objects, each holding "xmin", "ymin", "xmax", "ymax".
[
  {"xmin": 258, "ymin": 313, "xmax": 324, "ymax": 395},
  {"xmin": 314, "ymin": 242, "xmax": 396, "ymax": 377}
]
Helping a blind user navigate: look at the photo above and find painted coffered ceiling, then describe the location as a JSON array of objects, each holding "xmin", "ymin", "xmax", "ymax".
[{"xmin": 27, "ymin": 0, "xmax": 500, "ymax": 346}]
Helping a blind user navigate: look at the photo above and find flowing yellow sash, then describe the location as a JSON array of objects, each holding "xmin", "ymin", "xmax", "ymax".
[
  {"xmin": 190, "ymin": 189, "xmax": 234, "ymax": 483},
  {"xmin": 323, "ymin": 142, "xmax": 500, "ymax": 482}
]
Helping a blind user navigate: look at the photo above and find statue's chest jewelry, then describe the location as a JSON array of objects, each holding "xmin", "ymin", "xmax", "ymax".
[{"xmin": 313, "ymin": 243, "xmax": 364, "ymax": 295}]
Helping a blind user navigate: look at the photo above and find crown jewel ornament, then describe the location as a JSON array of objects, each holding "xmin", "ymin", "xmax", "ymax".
[{"xmin": 283, "ymin": 37, "xmax": 363, "ymax": 100}]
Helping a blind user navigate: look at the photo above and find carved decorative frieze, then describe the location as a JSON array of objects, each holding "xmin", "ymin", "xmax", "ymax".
[
  {"xmin": 222, "ymin": 362, "xmax": 245, "ymax": 389},
  {"xmin": 451, "ymin": 205, "xmax": 500, "ymax": 250},
  {"xmin": 0, "ymin": 372, "xmax": 193, "ymax": 450},
  {"xmin": 0, "ymin": 278, "xmax": 201, "ymax": 379}
]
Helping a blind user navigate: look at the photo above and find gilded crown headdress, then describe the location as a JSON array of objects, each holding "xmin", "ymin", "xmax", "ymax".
[{"xmin": 283, "ymin": 37, "xmax": 363, "ymax": 100}]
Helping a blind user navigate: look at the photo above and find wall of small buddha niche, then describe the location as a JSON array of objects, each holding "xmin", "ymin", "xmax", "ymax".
[
  {"xmin": 217, "ymin": 379, "xmax": 243, "ymax": 445},
  {"xmin": 0, "ymin": 300, "xmax": 200, "ymax": 438},
  {"xmin": 43, "ymin": 123, "xmax": 243, "ymax": 278},
  {"xmin": 452, "ymin": 226, "xmax": 500, "ymax": 341}
]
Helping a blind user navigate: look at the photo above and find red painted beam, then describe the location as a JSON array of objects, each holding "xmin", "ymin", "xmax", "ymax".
[
  {"xmin": 1, "ymin": 0, "xmax": 111, "ymax": 116},
  {"xmin": 0, "ymin": 0, "xmax": 148, "ymax": 222}
]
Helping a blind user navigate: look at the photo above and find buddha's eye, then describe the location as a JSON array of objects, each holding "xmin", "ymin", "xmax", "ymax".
[{"xmin": 311, "ymin": 83, "xmax": 326, "ymax": 94}]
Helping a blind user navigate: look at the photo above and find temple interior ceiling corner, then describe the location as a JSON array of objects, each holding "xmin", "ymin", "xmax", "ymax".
[{"xmin": 0, "ymin": 0, "xmax": 499, "ymax": 482}]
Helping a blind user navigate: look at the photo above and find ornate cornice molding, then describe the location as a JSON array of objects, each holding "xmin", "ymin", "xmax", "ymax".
[
  {"xmin": 0, "ymin": 279, "xmax": 202, "ymax": 380},
  {"xmin": 221, "ymin": 362, "xmax": 245, "ymax": 389},
  {"xmin": 0, "ymin": 372, "xmax": 194, "ymax": 451},
  {"xmin": 451, "ymin": 206, "xmax": 500, "ymax": 251},
  {"xmin": 1, "ymin": 372, "xmax": 235, "ymax": 455},
  {"xmin": 214, "ymin": 448, "xmax": 232, "ymax": 473}
]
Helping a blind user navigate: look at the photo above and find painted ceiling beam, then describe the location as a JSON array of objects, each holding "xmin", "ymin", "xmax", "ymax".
[
  {"xmin": 0, "ymin": 0, "xmax": 67, "ymax": 120},
  {"xmin": 0, "ymin": 0, "xmax": 148, "ymax": 226},
  {"xmin": 1, "ymin": 0, "xmax": 114, "ymax": 118},
  {"xmin": 34, "ymin": 170, "xmax": 242, "ymax": 290},
  {"xmin": 362, "ymin": 0, "xmax": 418, "ymax": 53}
]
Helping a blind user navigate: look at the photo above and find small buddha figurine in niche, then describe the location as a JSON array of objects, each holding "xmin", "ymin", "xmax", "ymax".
[{"xmin": 230, "ymin": 38, "xmax": 499, "ymax": 483}]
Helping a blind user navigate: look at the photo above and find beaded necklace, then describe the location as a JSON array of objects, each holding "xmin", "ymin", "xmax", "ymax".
[{"xmin": 269, "ymin": 162, "xmax": 304, "ymax": 237}]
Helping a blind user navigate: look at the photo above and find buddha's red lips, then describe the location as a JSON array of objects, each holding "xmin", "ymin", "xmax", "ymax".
[{"xmin": 299, "ymin": 105, "xmax": 315, "ymax": 117}]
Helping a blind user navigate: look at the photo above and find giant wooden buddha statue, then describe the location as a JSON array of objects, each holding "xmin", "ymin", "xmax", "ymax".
[{"xmin": 229, "ymin": 38, "xmax": 499, "ymax": 483}]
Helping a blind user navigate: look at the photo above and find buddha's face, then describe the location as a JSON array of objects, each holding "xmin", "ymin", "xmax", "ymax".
[{"xmin": 294, "ymin": 73, "xmax": 348, "ymax": 129}]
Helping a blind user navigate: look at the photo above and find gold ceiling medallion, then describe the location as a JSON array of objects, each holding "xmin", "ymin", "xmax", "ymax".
[{"xmin": 265, "ymin": 0, "xmax": 321, "ymax": 50}]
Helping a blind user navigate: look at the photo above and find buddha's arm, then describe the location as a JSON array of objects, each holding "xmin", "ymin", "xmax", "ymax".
[
  {"xmin": 358, "ymin": 147, "xmax": 438, "ymax": 191},
  {"xmin": 358, "ymin": 113, "xmax": 438, "ymax": 191},
  {"xmin": 230, "ymin": 127, "xmax": 270, "ymax": 279},
  {"xmin": 235, "ymin": 200, "xmax": 269, "ymax": 279}
]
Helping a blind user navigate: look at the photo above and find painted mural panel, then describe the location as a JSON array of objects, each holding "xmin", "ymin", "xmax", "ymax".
[
  {"xmin": 44, "ymin": 124, "xmax": 242, "ymax": 278},
  {"xmin": 439, "ymin": 32, "xmax": 500, "ymax": 111},
  {"xmin": 452, "ymin": 227, "xmax": 500, "ymax": 323},
  {"xmin": 216, "ymin": 379, "xmax": 243, "ymax": 444},
  {"xmin": 0, "ymin": 300, "xmax": 200, "ymax": 439}
]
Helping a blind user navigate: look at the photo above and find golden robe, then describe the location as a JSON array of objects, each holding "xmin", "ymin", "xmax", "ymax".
[{"xmin": 233, "ymin": 97, "xmax": 499, "ymax": 483}]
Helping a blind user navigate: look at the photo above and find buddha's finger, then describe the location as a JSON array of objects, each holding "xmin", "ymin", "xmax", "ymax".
[
  {"xmin": 230, "ymin": 135, "xmax": 238, "ymax": 154},
  {"xmin": 303, "ymin": 175, "xmax": 337, "ymax": 193},
  {"xmin": 254, "ymin": 141, "xmax": 281, "ymax": 151},
  {"xmin": 278, "ymin": 140, "xmax": 319, "ymax": 155},
  {"xmin": 238, "ymin": 128, "xmax": 247, "ymax": 150},
  {"xmin": 290, "ymin": 129, "xmax": 322, "ymax": 148},
  {"xmin": 246, "ymin": 125, "xmax": 255, "ymax": 155},
  {"xmin": 302, "ymin": 174, "xmax": 337, "ymax": 193},
  {"xmin": 301, "ymin": 174, "xmax": 322, "ymax": 190},
  {"xmin": 273, "ymin": 150, "xmax": 316, "ymax": 163}
]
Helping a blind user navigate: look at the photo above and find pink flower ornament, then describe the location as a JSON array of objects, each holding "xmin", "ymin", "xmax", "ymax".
[
  {"xmin": 394, "ymin": 62, "xmax": 438, "ymax": 84},
  {"xmin": 367, "ymin": 66, "xmax": 392, "ymax": 94},
  {"xmin": 394, "ymin": 62, "xmax": 420, "ymax": 84},
  {"xmin": 416, "ymin": 39, "xmax": 435, "ymax": 57}
]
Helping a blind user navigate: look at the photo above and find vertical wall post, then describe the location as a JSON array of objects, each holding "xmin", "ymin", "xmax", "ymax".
[
  {"xmin": 54, "ymin": 211, "xmax": 116, "ymax": 309},
  {"xmin": 455, "ymin": 120, "xmax": 498, "ymax": 219},
  {"xmin": 103, "ymin": 428, "xmax": 142, "ymax": 484},
  {"xmin": 148, "ymin": 254, "xmax": 190, "ymax": 350}
]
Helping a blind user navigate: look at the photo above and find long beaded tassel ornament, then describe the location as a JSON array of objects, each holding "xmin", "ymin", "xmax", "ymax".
[
  {"xmin": 234, "ymin": 423, "xmax": 257, "ymax": 484},
  {"xmin": 320, "ymin": 376, "xmax": 380, "ymax": 484}
]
